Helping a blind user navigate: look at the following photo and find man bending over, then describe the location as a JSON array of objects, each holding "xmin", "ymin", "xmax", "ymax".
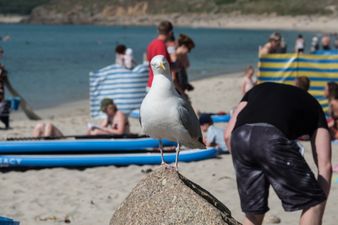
[{"xmin": 224, "ymin": 82, "xmax": 332, "ymax": 225}]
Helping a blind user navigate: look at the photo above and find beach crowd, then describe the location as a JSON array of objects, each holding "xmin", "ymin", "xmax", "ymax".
[
  {"xmin": 259, "ymin": 31, "xmax": 338, "ymax": 56},
  {"xmin": 0, "ymin": 20, "xmax": 337, "ymax": 225}
]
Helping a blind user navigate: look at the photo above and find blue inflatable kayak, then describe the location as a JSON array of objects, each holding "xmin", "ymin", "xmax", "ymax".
[
  {"xmin": 130, "ymin": 110, "xmax": 230, "ymax": 123},
  {"xmin": 0, "ymin": 138, "xmax": 176, "ymax": 154},
  {"xmin": 0, "ymin": 148, "xmax": 217, "ymax": 168}
]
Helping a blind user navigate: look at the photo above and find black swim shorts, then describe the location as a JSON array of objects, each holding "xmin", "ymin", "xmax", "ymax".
[{"xmin": 231, "ymin": 123, "xmax": 327, "ymax": 214}]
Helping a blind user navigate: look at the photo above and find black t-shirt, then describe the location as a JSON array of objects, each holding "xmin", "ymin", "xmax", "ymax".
[{"xmin": 234, "ymin": 82, "xmax": 328, "ymax": 139}]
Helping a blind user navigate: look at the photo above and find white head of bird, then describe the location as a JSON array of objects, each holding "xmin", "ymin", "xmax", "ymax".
[{"xmin": 150, "ymin": 55, "xmax": 171, "ymax": 79}]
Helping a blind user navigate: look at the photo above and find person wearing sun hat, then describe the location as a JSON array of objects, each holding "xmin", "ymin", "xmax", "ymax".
[
  {"xmin": 88, "ymin": 98, "xmax": 129, "ymax": 135},
  {"xmin": 100, "ymin": 98, "xmax": 115, "ymax": 112}
]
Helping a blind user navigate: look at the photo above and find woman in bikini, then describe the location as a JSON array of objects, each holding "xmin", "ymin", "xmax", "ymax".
[{"xmin": 87, "ymin": 98, "xmax": 129, "ymax": 135}]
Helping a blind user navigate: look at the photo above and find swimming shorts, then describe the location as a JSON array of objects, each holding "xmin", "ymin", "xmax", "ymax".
[{"xmin": 231, "ymin": 123, "xmax": 327, "ymax": 213}]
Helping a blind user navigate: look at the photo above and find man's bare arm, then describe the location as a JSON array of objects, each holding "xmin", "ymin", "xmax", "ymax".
[
  {"xmin": 224, "ymin": 101, "xmax": 247, "ymax": 152},
  {"xmin": 311, "ymin": 128, "xmax": 332, "ymax": 197}
]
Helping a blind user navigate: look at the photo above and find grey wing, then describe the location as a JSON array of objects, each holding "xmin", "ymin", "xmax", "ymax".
[{"xmin": 177, "ymin": 97, "xmax": 202, "ymax": 139}]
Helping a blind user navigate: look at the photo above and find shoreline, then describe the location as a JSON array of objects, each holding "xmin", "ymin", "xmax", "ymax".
[{"xmin": 1, "ymin": 14, "xmax": 338, "ymax": 32}]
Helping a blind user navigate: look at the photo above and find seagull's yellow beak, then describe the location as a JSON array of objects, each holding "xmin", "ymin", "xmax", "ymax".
[{"xmin": 159, "ymin": 62, "xmax": 165, "ymax": 71}]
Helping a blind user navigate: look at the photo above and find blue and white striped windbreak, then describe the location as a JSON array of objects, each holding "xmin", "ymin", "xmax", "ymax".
[{"xmin": 89, "ymin": 63, "xmax": 148, "ymax": 118}]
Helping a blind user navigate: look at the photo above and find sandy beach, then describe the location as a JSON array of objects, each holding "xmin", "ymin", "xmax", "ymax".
[
  {"xmin": 0, "ymin": 73, "xmax": 337, "ymax": 225},
  {"xmin": 2, "ymin": 14, "xmax": 338, "ymax": 33},
  {"xmin": 96, "ymin": 14, "xmax": 338, "ymax": 33}
]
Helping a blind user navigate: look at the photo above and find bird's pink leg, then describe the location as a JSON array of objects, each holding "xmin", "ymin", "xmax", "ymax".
[
  {"xmin": 159, "ymin": 139, "xmax": 172, "ymax": 169},
  {"xmin": 175, "ymin": 142, "xmax": 180, "ymax": 171},
  {"xmin": 159, "ymin": 139, "xmax": 166, "ymax": 165}
]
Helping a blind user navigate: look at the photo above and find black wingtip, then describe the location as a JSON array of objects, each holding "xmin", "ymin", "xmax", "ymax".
[{"xmin": 138, "ymin": 114, "xmax": 142, "ymax": 127}]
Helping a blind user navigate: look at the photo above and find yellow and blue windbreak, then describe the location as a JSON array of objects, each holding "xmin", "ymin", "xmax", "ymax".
[{"xmin": 258, "ymin": 53, "xmax": 338, "ymax": 113}]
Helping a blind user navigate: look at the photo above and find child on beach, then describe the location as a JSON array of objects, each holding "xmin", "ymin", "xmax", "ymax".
[
  {"xmin": 294, "ymin": 76, "xmax": 310, "ymax": 91},
  {"xmin": 115, "ymin": 44, "xmax": 127, "ymax": 67},
  {"xmin": 123, "ymin": 48, "xmax": 136, "ymax": 69},
  {"xmin": 115, "ymin": 44, "xmax": 136, "ymax": 69},
  {"xmin": 241, "ymin": 65, "xmax": 256, "ymax": 95},
  {"xmin": 294, "ymin": 34, "xmax": 305, "ymax": 53},
  {"xmin": 199, "ymin": 113, "xmax": 228, "ymax": 154}
]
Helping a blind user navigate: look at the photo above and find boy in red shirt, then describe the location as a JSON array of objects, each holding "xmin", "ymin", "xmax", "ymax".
[{"xmin": 146, "ymin": 21, "xmax": 173, "ymax": 88}]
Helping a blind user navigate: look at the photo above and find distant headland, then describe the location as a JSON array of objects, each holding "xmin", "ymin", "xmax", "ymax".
[{"xmin": 1, "ymin": 0, "xmax": 338, "ymax": 32}]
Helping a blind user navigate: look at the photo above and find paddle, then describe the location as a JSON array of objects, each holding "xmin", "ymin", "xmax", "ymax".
[{"xmin": 4, "ymin": 75, "xmax": 41, "ymax": 120}]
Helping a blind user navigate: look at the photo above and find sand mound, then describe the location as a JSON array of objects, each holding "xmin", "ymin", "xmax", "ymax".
[{"xmin": 110, "ymin": 167, "xmax": 241, "ymax": 225}]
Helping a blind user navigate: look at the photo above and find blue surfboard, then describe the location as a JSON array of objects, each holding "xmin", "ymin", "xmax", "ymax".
[
  {"xmin": 0, "ymin": 148, "xmax": 217, "ymax": 168},
  {"xmin": 0, "ymin": 138, "xmax": 177, "ymax": 154}
]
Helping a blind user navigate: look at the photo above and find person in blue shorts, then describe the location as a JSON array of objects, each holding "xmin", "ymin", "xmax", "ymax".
[{"xmin": 224, "ymin": 82, "xmax": 332, "ymax": 225}]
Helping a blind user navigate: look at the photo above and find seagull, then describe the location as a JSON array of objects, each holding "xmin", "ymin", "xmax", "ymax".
[{"xmin": 140, "ymin": 55, "xmax": 205, "ymax": 170}]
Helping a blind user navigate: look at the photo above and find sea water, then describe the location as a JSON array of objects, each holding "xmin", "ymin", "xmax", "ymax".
[{"xmin": 0, "ymin": 24, "xmax": 317, "ymax": 109}]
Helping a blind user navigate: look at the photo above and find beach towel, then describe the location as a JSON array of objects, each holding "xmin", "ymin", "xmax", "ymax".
[
  {"xmin": 89, "ymin": 63, "xmax": 148, "ymax": 118},
  {"xmin": 258, "ymin": 53, "xmax": 338, "ymax": 113}
]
